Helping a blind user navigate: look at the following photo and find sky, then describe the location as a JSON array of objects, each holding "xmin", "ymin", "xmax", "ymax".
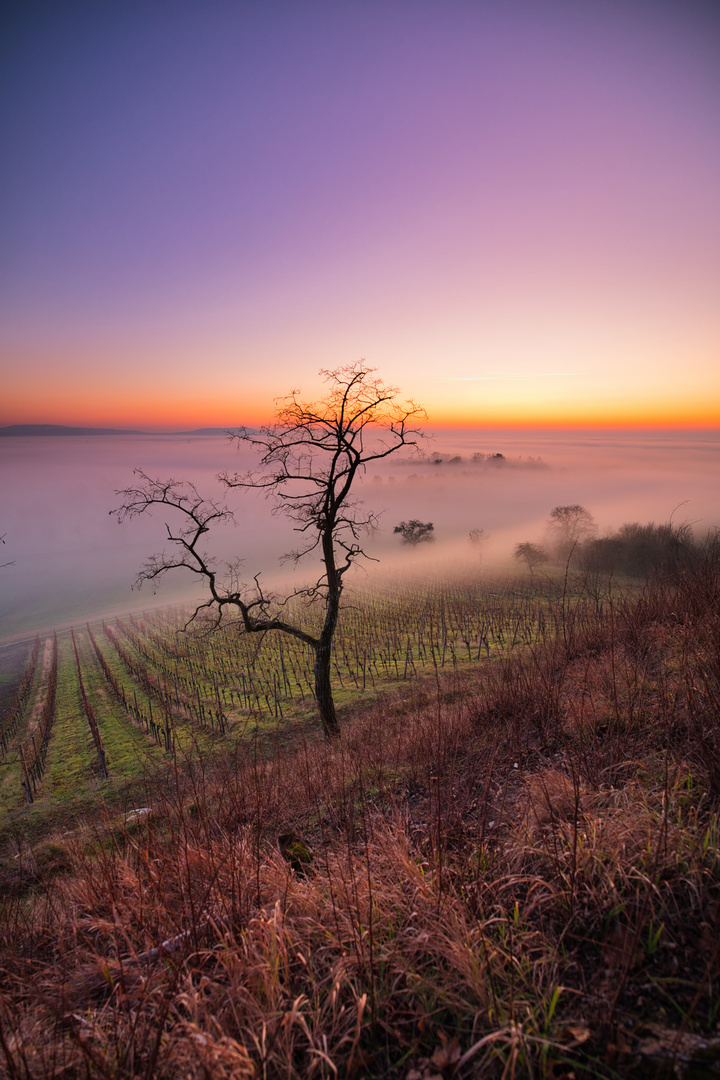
[{"xmin": 1, "ymin": 0, "xmax": 719, "ymax": 430}]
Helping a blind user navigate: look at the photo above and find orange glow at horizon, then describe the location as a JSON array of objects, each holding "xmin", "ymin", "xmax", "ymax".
[
  {"xmin": 426, "ymin": 399, "xmax": 720, "ymax": 431},
  {"xmin": 2, "ymin": 384, "xmax": 718, "ymax": 432},
  {"xmin": 2, "ymin": 326, "xmax": 718, "ymax": 432},
  {"xmin": 0, "ymin": 376, "xmax": 273, "ymax": 430}
]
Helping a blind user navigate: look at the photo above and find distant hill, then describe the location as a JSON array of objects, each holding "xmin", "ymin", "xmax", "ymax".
[
  {"xmin": 0, "ymin": 425, "xmax": 251, "ymax": 437},
  {"xmin": 0, "ymin": 424, "xmax": 144, "ymax": 436},
  {"xmin": 173, "ymin": 427, "xmax": 249, "ymax": 435}
]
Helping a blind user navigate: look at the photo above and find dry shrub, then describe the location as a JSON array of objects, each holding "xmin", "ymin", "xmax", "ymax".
[{"xmin": 519, "ymin": 768, "xmax": 586, "ymax": 838}]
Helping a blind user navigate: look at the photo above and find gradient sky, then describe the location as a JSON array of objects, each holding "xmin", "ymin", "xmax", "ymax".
[{"xmin": 1, "ymin": 0, "xmax": 719, "ymax": 429}]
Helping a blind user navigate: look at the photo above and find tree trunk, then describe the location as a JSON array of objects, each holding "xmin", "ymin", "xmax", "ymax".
[
  {"xmin": 313, "ymin": 525, "xmax": 342, "ymax": 739},
  {"xmin": 314, "ymin": 639, "xmax": 340, "ymax": 738}
]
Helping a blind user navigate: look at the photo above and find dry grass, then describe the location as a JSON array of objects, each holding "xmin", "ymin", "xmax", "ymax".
[{"xmin": 1, "ymin": 543, "xmax": 720, "ymax": 1078}]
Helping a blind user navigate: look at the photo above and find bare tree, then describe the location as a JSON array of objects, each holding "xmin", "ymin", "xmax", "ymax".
[
  {"xmin": 547, "ymin": 504, "xmax": 596, "ymax": 560},
  {"xmin": 394, "ymin": 520, "xmax": 435, "ymax": 545},
  {"xmin": 113, "ymin": 363, "xmax": 426, "ymax": 738},
  {"xmin": 469, "ymin": 528, "xmax": 487, "ymax": 561},
  {"xmin": 513, "ymin": 541, "xmax": 549, "ymax": 574}
]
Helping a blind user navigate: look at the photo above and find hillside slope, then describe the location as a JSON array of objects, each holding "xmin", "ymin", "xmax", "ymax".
[{"xmin": 1, "ymin": 547, "xmax": 719, "ymax": 1078}]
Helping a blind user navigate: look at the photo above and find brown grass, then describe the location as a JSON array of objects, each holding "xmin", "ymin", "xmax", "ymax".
[{"xmin": 1, "ymin": 542, "xmax": 720, "ymax": 1078}]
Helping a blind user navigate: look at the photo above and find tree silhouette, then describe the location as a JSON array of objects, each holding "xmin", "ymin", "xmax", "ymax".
[
  {"xmin": 547, "ymin": 504, "xmax": 596, "ymax": 560},
  {"xmin": 513, "ymin": 542, "xmax": 549, "ymax": 574},
  {"xmin": 113, "ymin": 363, "xmax": 426, "ymax": 738},
  {"xmin": 394, "ymin": 520, "xmax": 435, "ymax": 545}
]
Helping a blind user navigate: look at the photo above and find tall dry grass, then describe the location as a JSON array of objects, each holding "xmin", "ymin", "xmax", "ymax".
[{"xmin": 1, "ymin": 538, "xmax": 719, "ymax": 1077}]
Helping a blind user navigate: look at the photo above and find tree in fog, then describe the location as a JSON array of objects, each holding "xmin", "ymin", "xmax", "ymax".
[
  {"xmin": 113, "ymin": 363, "xmax": 426, "ymax": 739},
  {"xmin": 394, "ymin": 520, "xmax": 435, "ymax": 545},
  {"xmin": 469, "ymin": 528, "xmax": 487, "ymax": 560},
  {"xmin": 513, "ymin": 542, "xmax": 549, "ymax": 574},
  {"xmin": 547, "ymin": 504, "xmax": 596, "ymax": 560},
  {"xmin": 581, "ymin": 521, "xmax": 698, "ymax": 580}
]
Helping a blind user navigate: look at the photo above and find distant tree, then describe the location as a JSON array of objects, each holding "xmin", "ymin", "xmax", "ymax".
[
  {"xmin": 513, "ymin": 542, "xmax": 549, "ymax": 574},
  {"xmin": 548, "ymin": 504, "xmax": 596, "ymax": 560},
  {"xmin": 113, "ymin": 363, "xmax": 426, "ymax": 739},
  {"xmin": 394, "ymin": 520, "xmax": 435, "ymax": 545},
  {"xmin": 469, "ymin": 528, "xmax": 487, "ymax": 561}
]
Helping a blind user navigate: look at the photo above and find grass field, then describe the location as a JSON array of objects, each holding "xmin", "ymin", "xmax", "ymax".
[{"xmin": 1, "ymin": 552, "xmax": 719, "ymax": 1078}]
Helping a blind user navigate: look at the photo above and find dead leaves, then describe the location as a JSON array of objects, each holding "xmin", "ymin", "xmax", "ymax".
[{"xmin": 406, "ymin": 1034, "xmax": 461, "ymax": 1079}]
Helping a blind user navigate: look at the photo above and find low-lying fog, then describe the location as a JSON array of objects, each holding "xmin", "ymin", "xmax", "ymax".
[{"xmin": 1, "ymin": 429, "xmax": 718, "ymax": 641}]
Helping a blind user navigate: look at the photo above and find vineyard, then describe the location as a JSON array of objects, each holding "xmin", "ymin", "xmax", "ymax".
[{"xmin": 0, "ymin": 569, "xmax": 598, "ymax": 828}]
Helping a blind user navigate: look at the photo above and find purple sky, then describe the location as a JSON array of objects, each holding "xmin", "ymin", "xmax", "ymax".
[{"xmin": 1, "ymin": 0, "xmax": 719, "ymax": 427}]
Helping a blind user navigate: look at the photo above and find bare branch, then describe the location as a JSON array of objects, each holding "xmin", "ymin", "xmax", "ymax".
[{"xmin": 114, "ymin": 362, "xmax": 426, "ymax": 738}]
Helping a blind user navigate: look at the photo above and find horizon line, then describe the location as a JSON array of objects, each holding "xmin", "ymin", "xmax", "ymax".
[{"xmin": 2, "ymin": 420, "xmax": 719, "ymax": 435}]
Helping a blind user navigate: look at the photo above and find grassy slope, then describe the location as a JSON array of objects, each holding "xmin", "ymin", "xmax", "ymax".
[
  {"xmin": 0, "ymin": 571, "xmax": 558, "ymax": 843},
  {"xmin": 1, "ymin": 553, "xmax": 719, "ymax": 1078}
]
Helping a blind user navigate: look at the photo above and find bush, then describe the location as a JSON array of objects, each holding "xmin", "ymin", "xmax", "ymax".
[{"xmin": 579, "ymin": 521, "xmax": 699, "ymax": 579}]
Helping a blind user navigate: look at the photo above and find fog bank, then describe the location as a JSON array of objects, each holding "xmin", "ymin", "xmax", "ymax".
[{"xmin": 1, "ymin": 429, "xmax": 717, "ymax": 640}]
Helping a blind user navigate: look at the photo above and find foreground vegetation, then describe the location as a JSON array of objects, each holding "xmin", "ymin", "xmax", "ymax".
[
  {"xmin": 1, "ymin": 542, "xmax": 719, "ymax": 1077},
  {"xmin": 0, "ymin": 571, "xmax": 582, "ymax": 838}
]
